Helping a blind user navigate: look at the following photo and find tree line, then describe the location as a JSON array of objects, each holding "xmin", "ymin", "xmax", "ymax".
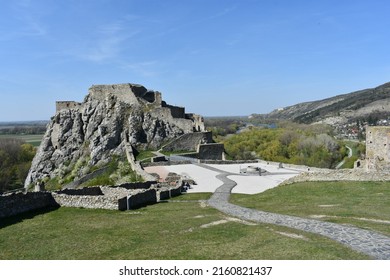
[
  {"xmin": 223, "ymin": 123, "xmax": 348, "ymax": 168},
  {"xmin": 0, "ymin": 138, "xmax": 36, "ymax": 192}
]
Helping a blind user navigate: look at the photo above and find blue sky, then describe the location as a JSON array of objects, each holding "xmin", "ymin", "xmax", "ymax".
[{"xmin": 1, "ymin": 0, "xmax": 390, "ymax": 121}]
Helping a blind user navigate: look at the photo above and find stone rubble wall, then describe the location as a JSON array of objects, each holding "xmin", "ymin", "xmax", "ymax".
[
  {"xmin": 57, "ymin": 186, "xmax": 103, "ymax": 195},
  {"xmin": 51, "ymin": 192, "xmax": 120, "ymax": 210},
  {"xmin": 116, "ymin": 181, "xmax": 157, "ymax": 189},
  {"xmin": 142, "ymin": 160, "xmax": 194, "ymax": 167},
  {"xmin": 161, "ymin": 132, "xmax": 212, "ymax": 152},
  {"xmin": 0, "ymin": 192, "xmax": 58, "ymax": 219},
  {"xmin": 282, "ymin": 169, "xmax": 390, "ymax": 185},
  {"xmin": 124, "ymin": 141, "xmax": 157, "ymax": 181},
  {"xmin": 197, "ymin": 143, "xmax": 225, "ymax": 160},
  {"xmin": 1, "ymin": 182, "xmax": 183, "ymax": 218},
  {"xmin": 124, "ymin": 188, "xmax": 157, "ymax": 210}
]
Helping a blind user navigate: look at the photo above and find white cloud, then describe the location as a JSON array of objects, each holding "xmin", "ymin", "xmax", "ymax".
[{"xmin": 65, "ymin": 17, "xmax": 141, "ymax": 63}]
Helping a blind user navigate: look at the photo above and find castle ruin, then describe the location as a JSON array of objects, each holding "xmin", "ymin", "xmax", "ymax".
[
  {"xmin": 364, "ymin": 126, "xmax": 390, "ymax": 172},
  {"xmin": 56, "ymin": 83, "xmax": 205, "ymax": 133}
]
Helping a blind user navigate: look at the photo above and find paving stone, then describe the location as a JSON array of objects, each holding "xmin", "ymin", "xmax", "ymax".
[{"xmin": 201, "ymin": 164, "xmax": 390, "ymax": 260}]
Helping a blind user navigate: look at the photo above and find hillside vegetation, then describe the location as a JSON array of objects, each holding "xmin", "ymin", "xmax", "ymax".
[
  {"xmin": 251, "ymin": 81, "xmax": 390, "ymax": 126},
  {"xmin": 0, "ymin": 138, "xmax": 36, "ymax": 192},
  {"xmin": 223, "ymin": 123, "xmax": 350, "ymax": 168}
]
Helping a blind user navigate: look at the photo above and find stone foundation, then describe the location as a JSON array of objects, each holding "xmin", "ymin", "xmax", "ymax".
[
  {"xmin": 282, "ymin": 169, "xmax": 390, "ymax": 185},
  {"xmin": 1, "ymin": 183, "xmax": 183, "ymax": 219}
]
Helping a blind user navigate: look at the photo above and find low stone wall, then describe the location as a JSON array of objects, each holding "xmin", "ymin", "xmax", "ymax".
[
  {"xmin": 0, "ymin": 192, "xmax": 58, "ymax": 219},
  {"xmin": 157, "ymin": 184, "xmax": 183, "ymax": 201},
  {"xmin": 1, "ymin": 182, "xmax": 183, "ymax": 218},
  {"xmin": 53, "ymin": 186, "xmax": 160, "ymax": 211},
  {"xmin": 116, "ymin": 181, "xmax": 157, "ymax": 190},
  {"xmin": 57, "ymin": 186, "xmax": 103, "ymax": 195},
  {"xmin": 125, "ymin": 189, "xmax": 157, "ymax": 209},
  {"xmin": 51, "ymin": 192, "xmax": 120, "ymax": 210},
  {"xmin": 200, "ymin": 159, "xmax": 259, "ymax": 164},
  {"xmin": 124, "ymin": 142, "xmax": 157, "ymax": 181},
  {"xmin": 151, "ymin": 156, "xmax": 167, "ymax": 162},
  {"xmin": 282, "ymin": 169, "xmax": 390, "ymax": 185},
  {"xmin": 142, "ymin": 160, "xmax": 194, "ymax": 167}
]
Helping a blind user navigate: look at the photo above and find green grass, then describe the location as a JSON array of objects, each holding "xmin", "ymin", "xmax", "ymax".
[
  {"xmin": 0, "ymin": 194, "xmax": 368, "ymax": 260},
  {"xmin": 135, "ymin": 150, "xmax": 156, "ymax": 161},
  {"xmin": 160, "ymin": 150, "xmax": 197, "ymax": 156},
  {"xmin": 0, "ymin": 134, "xmax": 44, "ymax": 147},
  {"xmin": 230, "ymin": 181, "xmax": 390, "ymax": 236}
]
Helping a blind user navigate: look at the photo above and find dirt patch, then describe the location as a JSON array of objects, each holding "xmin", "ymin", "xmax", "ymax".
[
  {"xmin": 144, "ymin": 166, "xmax": 169, "ymax": 182},
  {"xmin": 272, "ymin": 230, "xmax": 309, "ymax": 241},
  {"xmin": 309, "ymin": 215, "xmax": 390, "ymax": 225},
  {"xmin": 354, "ymin": 217, "xmax": 390, "ymax": 224},
  {"xmin": 199, "ymin": 201, "xmax": 208, "ymax": 208},
  {"xmin": 199, "ymin": 217, "xmax": 257, "ymax": 228},
  {"xmin": 200, "ymin": 220, "xmax": 229, "ymax": 228}
]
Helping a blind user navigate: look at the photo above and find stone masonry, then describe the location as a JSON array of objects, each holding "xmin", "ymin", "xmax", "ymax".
[{"xmin": 365, "ymin": 126, "xmax": 390, "ymax": 172}]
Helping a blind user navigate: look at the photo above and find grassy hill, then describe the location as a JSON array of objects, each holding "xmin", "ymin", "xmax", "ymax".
[{"xmin": 252, "ymin": 81, "xmax": 390, "ymax": 125}]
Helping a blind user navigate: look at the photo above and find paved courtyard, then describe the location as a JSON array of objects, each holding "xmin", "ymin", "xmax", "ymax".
[
  {"xmin": 145, "ymin": 162, "xmax": 301, "ymax": 194},
  {"xmin": 146, "ymin": 162, "xmax": 390, "ymax": 259}
]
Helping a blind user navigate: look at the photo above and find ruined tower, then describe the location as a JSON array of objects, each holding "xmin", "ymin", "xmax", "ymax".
[{"xmin": 365, "ymin": 126, "xmax": 390, "ymax": 172}]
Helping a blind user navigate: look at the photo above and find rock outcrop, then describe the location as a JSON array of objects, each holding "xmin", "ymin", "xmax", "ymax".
[{"xmin": 25, "ymin": 83, "xmax": 205, "ymax": 188}]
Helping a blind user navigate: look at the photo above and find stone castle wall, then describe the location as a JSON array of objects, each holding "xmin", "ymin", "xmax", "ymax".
[
  {"xmin": 185, "ymin": 114, "xmax": 205, "ymax": 132},
  {"xmin": 365, "ymin": 126, "xmax": 390, "ymax": 172},
  {"xmin": 197, "ymin": 143, "xmax": 225, "ymax": 160},
  {"xmin": 162, "ymin": 103, "xmax": 185, "ymax": 118},
  {"xmin": 56, "ymin": 101, "xmax": 82, "ymax": 112},
  {"xmin": 162, "ymin": 132, "xmax": 213, "ymax": 152}
]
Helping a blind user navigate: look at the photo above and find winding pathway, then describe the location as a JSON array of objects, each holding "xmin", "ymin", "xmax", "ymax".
[{"xmin": 202, "ymin": 164, "xmax": 390, "ymax": 260}]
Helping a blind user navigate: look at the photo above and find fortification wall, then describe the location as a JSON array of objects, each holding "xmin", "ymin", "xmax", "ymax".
[
  {"xmin": 198, "ymin": 143, "xmax": 225, "ymax": 160},
  {"xmin": 124, "ymin": 141, "xmax": 157, "ymax": 181},
  {"xmin": 56, "ymin": 101, "xmax": 82, "ymax": 112},
  {"xmin": 185, "ymin": 114, "xmax": 205, "ymax": 132},
  {"xmin": 88, "ymin": 84, "xmax": 141, "ymax": 104},
  {"xmin": 282, "ymin": 169, "xmax": 390, "ymax": 185},
  {"xmin": 0, "ymin": 192, "xmax": 58, "ymax": 219},
  {"xmin": 162, "ymin": 132, "xmax": 212, "ymax": 152},
  {"xmin": 365, "ymin": 126, "xmax": 390, "ymax": 172},
  {"xmin": 162, "ymin": 103, "xmax": 185, "ymax": 118}
]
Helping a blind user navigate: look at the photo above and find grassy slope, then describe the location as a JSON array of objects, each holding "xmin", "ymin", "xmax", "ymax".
[
  {"xmin": 0, "ymin": 193, "xmax": 367, "ymax": 260},
  {"xmin": 231, "ymin": 181, "xmax": 390, "ymax": 236}
]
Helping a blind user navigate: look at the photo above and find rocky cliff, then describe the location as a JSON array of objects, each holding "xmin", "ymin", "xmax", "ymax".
[{"xmin": 25, "ymin": 83, "xmax": 205, "ymax": 188}]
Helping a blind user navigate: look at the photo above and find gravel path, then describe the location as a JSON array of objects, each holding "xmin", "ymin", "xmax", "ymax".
[{"xmin": 202, "ymin": 164, "xmax": 390, "ymax": 260}]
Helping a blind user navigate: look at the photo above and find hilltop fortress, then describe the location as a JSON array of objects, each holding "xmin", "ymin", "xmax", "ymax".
[
  {"xmin": 25, "ymin": 83, "xmax": 216, "ymax": 189},
  {"xmin": 56, "ymin": 83, "xmax": 205, "ymax": 135}
]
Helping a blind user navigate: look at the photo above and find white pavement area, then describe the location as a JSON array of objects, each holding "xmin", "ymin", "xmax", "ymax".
[{"xmin": 145, "ymin": 162, "xmax": 302, "ymax": 195}]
